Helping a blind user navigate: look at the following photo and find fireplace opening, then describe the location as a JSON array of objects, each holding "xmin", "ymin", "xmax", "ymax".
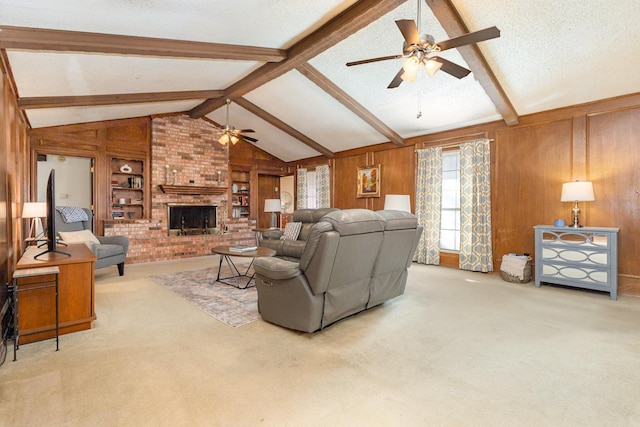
[{"xmin": 168, "ymin": 204, "xmax": 217, "ymax": 236}]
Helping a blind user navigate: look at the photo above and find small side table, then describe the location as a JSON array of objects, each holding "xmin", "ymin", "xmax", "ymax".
[
  {"xmin": 11, "ymin": 266, "xmax": 60, "ymax": 361},
  {"xmin": 211, "ymin": 246, "xmax": 276, "ymax": 289}
]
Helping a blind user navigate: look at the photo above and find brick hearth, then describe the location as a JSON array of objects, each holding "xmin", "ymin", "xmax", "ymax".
[{"xmin": 105, "ymin": 115, "xmax": 255, "ymax": 264}]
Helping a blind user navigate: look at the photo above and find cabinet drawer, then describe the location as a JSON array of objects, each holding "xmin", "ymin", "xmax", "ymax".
[
  {"xmin": 540, "ymin": 247, "xmax": 610, "ymax": 267},
  {"xmin": 540, "ymin": 263, "xmax": 610, "ymax": 287}
]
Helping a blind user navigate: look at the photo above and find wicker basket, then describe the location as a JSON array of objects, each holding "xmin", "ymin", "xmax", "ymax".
[{"xmin": 500, "ymin": 256, "xmax": 532, "ymax": 283}]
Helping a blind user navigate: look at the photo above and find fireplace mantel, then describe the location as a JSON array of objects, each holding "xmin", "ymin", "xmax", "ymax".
[{"xmin": 159, "ymin": 185, "xmax": 227, "ymax": 195}]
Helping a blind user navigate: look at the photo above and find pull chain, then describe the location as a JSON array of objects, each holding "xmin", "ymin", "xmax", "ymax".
[{"xmin": 416, "ymin": 69, "xmax": 423, "ymax": 119}]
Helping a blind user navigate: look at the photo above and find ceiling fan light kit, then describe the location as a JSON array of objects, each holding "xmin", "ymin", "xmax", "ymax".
[
  {"xmin": 217, "ymin": 99, "xmax": 257, "ymax": 146},
  {"xmin": 346, "ymin": 0, "xmax": 500, "ymax": 89}
]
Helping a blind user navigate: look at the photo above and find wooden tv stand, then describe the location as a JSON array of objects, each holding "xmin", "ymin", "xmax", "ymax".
[{"xmin": 16, "ymin": 243, "xmax": 96, "ymax": 344}]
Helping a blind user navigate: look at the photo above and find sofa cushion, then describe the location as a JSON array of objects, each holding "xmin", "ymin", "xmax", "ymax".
[
  {"xmin": 321, "ymin": 209, "xmax": 384, "ymax": 236},
  {"xmin": 376, "ymin": 210, "xmax": 419, "ymax": 230},
  {"xmin": 59, "ymin": 229, "xmax": 100, "ymax": 245},
  {"xmin": 280, "ymin": 221, "xmax": 302, "ymax": 241},
  {"xmin": 282, "ymin": 240, "xmax": 306, "ymax": 259}
]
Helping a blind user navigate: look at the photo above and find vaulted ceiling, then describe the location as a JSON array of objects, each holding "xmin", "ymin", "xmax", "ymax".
[{"xmin": 2, "ymin": 0, "xmax": 640, "ymax": 162}]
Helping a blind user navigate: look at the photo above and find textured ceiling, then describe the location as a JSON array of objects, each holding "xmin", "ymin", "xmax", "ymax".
[{"xmin": 2, "ymin": 0, "xmax": 640, "ymax": 162}]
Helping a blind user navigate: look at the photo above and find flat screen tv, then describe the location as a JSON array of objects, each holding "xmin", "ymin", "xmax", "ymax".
[{"xmin": 34, "ymin": 169, "xmax": 70, "ymax": 260}]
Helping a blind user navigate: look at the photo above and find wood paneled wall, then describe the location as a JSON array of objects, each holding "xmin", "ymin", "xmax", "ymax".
[
  {"xmin": 295, "ymin": 93, "xmax": 640, "ymax": 295},
  {"xmin": 28, "ymin": 118, "xmax": 151, "ymax": 235},
  {"xmin": 1, "ymin": 54, "xmax": 29, "ymax": 320}
]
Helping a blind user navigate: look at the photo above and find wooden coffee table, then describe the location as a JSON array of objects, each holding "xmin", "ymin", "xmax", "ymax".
[{"xmin": 211, "ymin": 245, "xmax": 276, "ymax": 289}]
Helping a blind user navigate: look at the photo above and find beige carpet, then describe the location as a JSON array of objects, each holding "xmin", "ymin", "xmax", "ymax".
[{"xmin": 1, "ymin": 256, "xmax": 640, "ymax": 426}]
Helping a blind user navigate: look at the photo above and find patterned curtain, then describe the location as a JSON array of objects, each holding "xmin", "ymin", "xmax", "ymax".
[
  {"xmin": 414, "ymin": 147, "xmax": 443, "ymax": 265},
  {"xmin": 315, "ymin": 164, "xmax": 331, "ymax": 208},
  {"xmin": 459, "ymin": 139, "xmax": 493, "ymax": 272},
  {"xmin": 296, "ymin": 168, "xmax": 308, "ymax": 209}
]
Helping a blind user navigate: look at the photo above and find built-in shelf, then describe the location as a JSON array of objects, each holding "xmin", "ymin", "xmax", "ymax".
[{"xmin": 159, "ymin": 185, "xmax": 228, "ymax": 195}]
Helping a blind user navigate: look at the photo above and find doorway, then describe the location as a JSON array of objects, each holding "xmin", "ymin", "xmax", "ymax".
[
  {"xmin": 257, "ymin": 174, "xmax": 280, "ymax": 229},
  {"xmin": 36, "ymin": 154, "xmax": 93, "ymax": 210}
]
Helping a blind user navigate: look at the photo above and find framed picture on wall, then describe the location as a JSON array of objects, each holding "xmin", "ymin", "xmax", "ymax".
[{"xmin": 356, "ymin": 164, "xmax": 380, "ymax": 198}]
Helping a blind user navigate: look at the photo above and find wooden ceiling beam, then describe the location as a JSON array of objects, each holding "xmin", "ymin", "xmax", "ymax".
[
  {"xmin": 296, "ymin": 63, "xmax": 405, "ymax": 147},
  {"xmin": 18, "ymin": 90, "xmax": 225, "ymax": 109},
  {"xmin": 234, "ymin": 97, "xmax": 334, "ymax": 159},
  {"xmin": 189, "ymin": 0, "xmax": 408, "ymax": 118},
  {"xmin": 427, "ymin": 0, "xmax": 519, "ymax": 126},
  {"xmin": 0, "ymin": 25, "xmax": 286, "ymax": 62}
]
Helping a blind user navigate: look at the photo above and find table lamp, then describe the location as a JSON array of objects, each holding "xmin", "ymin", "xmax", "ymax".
[
  {"xmin": 264, "ymin": 199, "xmax": 281, "ymax": 228},
  {"xmin": 383, "ymin": 194, "xmax": 412, "ymax": 213},
  {"xmin": 22, "ymin": 202, "xmax": 47, "ymax": 240},
  {"xmin": 560, "ymin": 181, "xmax": 594, "ymax": 228}
]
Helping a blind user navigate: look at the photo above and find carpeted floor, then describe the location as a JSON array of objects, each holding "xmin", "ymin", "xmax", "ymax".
[
  {"xmin": 150, "ymin": 266, "xmax": 259, "ymax": 327},
  {"xmin": 1, "ymin": 257, "xmax": 640, "ymax": 426}
]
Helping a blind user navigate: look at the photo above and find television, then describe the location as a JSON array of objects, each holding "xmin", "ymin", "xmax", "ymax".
[{"xmin": 34, "ymin": 169, "xmax": 70, "ymax": 260}]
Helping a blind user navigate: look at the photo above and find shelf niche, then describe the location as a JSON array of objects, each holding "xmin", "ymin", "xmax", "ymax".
[{"xmin": 159, "ymin": 185, "xmax": 228, "ymax": 195}]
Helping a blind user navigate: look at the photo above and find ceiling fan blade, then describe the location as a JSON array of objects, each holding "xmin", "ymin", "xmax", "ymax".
[
  {"xmin": 237, "ymin": 129, "xmax": 255, "ymax": 133},
  {"xmin": 432, "ymin": 57, "xmax": 471, "ymax": 79},
  {"xmin": 241, "ymin": 135, "xmax": 258, "ymax": 143},
  {"xmin": 346, "ymin": 54, "xmax": 402, "ymax": 67},
  {"xmin": 436, "ymin": 26, "xmax": 500, "ymax": 52},
  {"xmin": 387, "ymin": 68, "xmax": 404, "ymax": 89},
  {"xmin": 395, "ymin": 19, "xmax": 421, "ymax": 46}
]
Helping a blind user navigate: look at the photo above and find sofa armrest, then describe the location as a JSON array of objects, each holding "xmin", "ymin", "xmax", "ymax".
[
  {"xmin": 254, "ymin": 257, "xmax": 302, "ymax": 281},
  {"xmin": 262, "ymin": 229, "xmax": 284, "ymax": 240},
  {"xmin": 97, "ymin": 235, "xmax": 130, "ymax": 255}
]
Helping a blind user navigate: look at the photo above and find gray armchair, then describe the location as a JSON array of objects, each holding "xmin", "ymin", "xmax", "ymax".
[
  {"xmin": 55, "ymin": 208, "xmax": 129, "ymax": 275},
  {"xmin": 253, "ymin": 209, "xmax": 422, "ymax": 332}
]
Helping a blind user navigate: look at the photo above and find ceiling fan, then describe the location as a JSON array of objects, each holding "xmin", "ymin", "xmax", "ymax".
[
  {"xmin": 217, "ymin": 99, "xmax": 258, "ymax": 145},
  {"xmin": 346, "ymin": 0, "xmax": 500, "ymax": 89}
]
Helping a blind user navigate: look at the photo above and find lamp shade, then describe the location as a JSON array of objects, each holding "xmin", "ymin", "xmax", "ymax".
[
  {"xmin": 264, "ymin": 199, "xmax": 281, "ymax": 213},
  {"xmin": 22, "ymin": 202, "xmax": 47, "ymax": 218},
  {"xmin": 384, "ymin": 194, "xmax": 411, "ymax": 213},
  {"xmin": 561, "ymin": 181, "xmax": 595, "ymax": 202}
]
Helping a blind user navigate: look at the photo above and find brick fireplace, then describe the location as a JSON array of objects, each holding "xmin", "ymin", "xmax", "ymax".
[{"xmin": 105, "ymin": 115, "xmax": 255, "ymax": 264}]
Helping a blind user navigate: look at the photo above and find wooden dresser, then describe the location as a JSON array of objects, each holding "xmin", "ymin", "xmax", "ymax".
[
  {"xmin": 534, "ymin": 226, "xmax": 619, "ymax": 300},
  {"xmin": 16, "ymin": 243, "xmax": 96, "ymax": 344}
]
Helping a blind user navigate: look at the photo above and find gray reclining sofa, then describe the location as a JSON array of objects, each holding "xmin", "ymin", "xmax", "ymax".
[{"xmin": 253, "ymin": 208, "xmax": 422, "ymax": 332}]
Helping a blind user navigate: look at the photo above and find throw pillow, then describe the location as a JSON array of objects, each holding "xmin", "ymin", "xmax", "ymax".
[
  {"xmin": 58, "ymin": 229, "xmax": 100, "ymax": 245},
  {"xmin": 280, "ymin": 221, "xmax": 302, "ymax": 241}
]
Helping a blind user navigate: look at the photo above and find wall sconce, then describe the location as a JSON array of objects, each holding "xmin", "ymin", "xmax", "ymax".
[{"xmin": 560, "ymin": 181, "xmax": 595, "ymax": 228}]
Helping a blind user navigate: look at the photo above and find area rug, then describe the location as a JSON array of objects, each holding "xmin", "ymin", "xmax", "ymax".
[{"xmin": 150, "ymin": 266, "xmax": 260, "ymax": 327}]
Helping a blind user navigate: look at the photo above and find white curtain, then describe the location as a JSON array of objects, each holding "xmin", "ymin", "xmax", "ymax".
[
  {"xmin": 459, "ymin": 138, "xmax": 493, "ymax": 272},
  {"xmin": 296, "ymin": 168, "xmax": 307, "ymax": 209},
  {"xmin": 414, "ymin": 147, "xmax": 443, "ymax": 265},
  {"xmin": 315, "ymin": 164, "xmax": 331, "ymax": 208}
]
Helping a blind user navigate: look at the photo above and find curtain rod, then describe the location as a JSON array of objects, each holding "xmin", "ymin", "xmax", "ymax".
[{"xmin": 415, "ymin": 138, "xmax": 495, "ymax": 151}]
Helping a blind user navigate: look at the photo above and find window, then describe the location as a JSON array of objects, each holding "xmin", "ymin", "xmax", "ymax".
[
  {"xmin": 440, "ymin": 151, "xmax": 460, "ymax": 251},
  {"xmin": 306, "ymin": 171, "xmax": 317, "ymax": 209}
]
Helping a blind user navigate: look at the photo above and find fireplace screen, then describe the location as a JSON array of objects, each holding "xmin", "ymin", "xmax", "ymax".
[{"xmin": 168, "ymin": 204, "xmax": 217, "ymax": 236}]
